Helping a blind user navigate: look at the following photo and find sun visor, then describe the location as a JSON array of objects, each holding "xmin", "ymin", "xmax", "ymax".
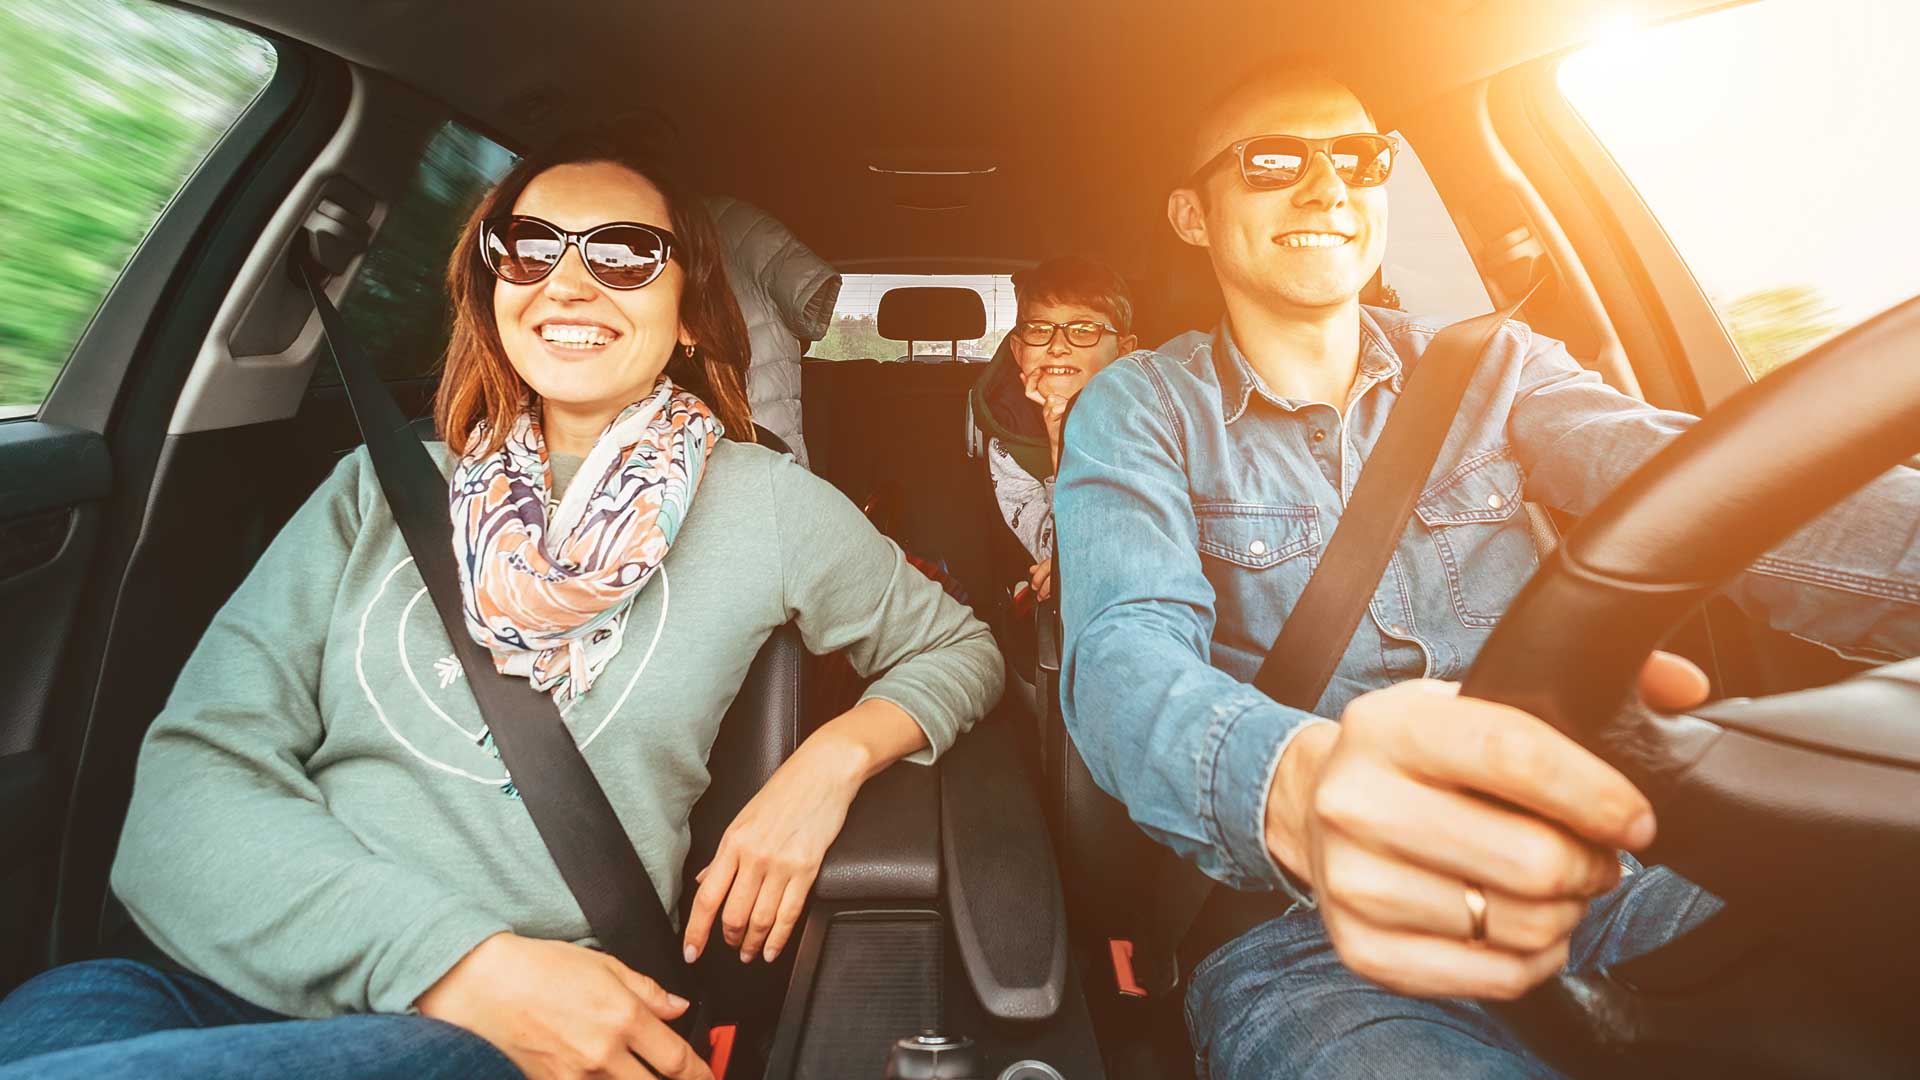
[{"xmin": 877, "ymin": 286, "xmax": 986, "ymax": 341}]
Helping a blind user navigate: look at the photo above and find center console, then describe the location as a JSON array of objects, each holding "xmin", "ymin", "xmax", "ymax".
[{"xmin": 757, "ymin": 721, "xmax": 1103, "ymax": 1079}]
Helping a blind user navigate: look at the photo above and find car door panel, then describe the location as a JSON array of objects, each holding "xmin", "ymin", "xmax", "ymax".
[{"xmin": 0, "ymin": 33, "xmax": 349, "ymax": 987}]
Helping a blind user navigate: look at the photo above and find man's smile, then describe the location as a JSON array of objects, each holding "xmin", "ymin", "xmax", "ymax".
[{"xmin": 1275, "ymin": 230, "xmax": 1355, "ymax": 249}]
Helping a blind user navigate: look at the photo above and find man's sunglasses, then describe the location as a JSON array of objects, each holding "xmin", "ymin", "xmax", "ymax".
[
  {"xmin": 1190, "ymin": 133, "xmax": 1398, "ymax": 192},
  {"xmin": 478, "ymin": 215, "xmax": 677, "ymax": 290},
  {"xmin": 1012, "ymin": 319, "xmax": 1121, "ymax": 348}
]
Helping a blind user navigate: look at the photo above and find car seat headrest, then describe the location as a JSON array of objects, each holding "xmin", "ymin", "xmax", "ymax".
[{"xmin": 878, "ymin": 286, "xmax": 986, "ymax": 341}]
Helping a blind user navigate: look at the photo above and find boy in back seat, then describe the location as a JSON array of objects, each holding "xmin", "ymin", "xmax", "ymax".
[{"xmin": 971, "ymin": 256, "xmax": 1137, "ymax": 603}]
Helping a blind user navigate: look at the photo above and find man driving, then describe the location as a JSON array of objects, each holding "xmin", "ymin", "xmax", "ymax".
[{"xmin": 1054, "ymin": 61, "xmax": 1920, "ymax": 1076}]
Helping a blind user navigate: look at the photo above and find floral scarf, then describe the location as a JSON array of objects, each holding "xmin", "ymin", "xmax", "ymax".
[{"xmin": 451, "ymin": 378, "xmax": 720, "ymax": 705}]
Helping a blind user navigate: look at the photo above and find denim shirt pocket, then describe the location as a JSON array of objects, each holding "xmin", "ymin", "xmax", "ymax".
[
  {"xmin": 1414, "ymin": 447, "xmax": 1535, "ymax": 628},
  {"xmin": 1195, "ymin": 502, "xmax": 1321, "ymax": 569}
]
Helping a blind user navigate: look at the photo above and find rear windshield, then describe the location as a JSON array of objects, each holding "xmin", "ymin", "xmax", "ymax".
[{"xmin": 808, "ymin": 274, "xmax": 1015, "ymax": 362}]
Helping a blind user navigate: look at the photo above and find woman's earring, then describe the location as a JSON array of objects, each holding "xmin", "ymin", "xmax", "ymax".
[{"xmin": 682, "ymin": 342, "xmax": 696, "ymax": 360}]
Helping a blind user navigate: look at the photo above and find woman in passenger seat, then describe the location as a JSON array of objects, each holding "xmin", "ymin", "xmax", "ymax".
[
  {"xmin": 972, "ymin": 256, "xmax": 1136, "ymax": 602},
  {"xmin": 0, "ymin": 129, "xmax": 1002, "ymax": 1080}
]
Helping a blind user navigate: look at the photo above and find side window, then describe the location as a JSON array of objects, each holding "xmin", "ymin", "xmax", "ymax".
[
  {"xmin": 330, "ymin": 122, "xmax": 518, "ymax": 383},
  {"xmin": 0, "ymin": 0, "xmax": 275, "ymax": 419},
  {"xmin": 1560, "ymin": 0, "xmax": 1918, "ymax": 379},
  {"xmin": 1380, "ymin": 136, "xmax": 1494, "ymax": 321}
]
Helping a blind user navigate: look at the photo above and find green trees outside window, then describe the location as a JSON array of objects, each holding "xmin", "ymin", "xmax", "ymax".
[{"xmin": 0, "ymin": 0, "xmax": 275, "ymax": 414}]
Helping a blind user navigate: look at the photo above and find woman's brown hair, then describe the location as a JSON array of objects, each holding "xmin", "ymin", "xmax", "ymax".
[{"xmin": 435, "ymin": 128, "xmax": 754, "ymax": 457}]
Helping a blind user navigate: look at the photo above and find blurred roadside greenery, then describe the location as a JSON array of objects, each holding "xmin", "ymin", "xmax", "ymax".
[
  {"xmin": 0, "ymin": 0, "xmax": 274, "ymax": 410},
  {"xmin": 1722, "ymin": 285, "xmax": 1842, "ymax": 379}
]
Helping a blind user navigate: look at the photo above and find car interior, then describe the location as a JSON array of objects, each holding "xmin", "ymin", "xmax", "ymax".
[{"xmin": 3, "ymin": 0, "xmax": 1917, "ymax": 1077}]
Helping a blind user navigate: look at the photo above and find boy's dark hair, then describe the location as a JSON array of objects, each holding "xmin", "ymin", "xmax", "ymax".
[{"xmin": 1012, "ymin": 256, "xmax": 1134, "ymax": 337}]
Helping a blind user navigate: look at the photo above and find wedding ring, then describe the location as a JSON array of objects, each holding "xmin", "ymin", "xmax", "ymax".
[{"xmin": 1463, "ymin": 883, "xmax": 1489, "ymax": 943}]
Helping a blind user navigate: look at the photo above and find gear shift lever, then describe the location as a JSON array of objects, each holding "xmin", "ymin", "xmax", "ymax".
[{"xmin": 883, "ymin": 1030, "xmax": 983, "ymax": 1079}]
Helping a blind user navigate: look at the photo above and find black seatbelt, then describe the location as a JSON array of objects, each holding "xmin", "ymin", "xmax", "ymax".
[
  {"xmin": 292, "ymin": 244, "xmax": 695, "ymax": 1011},
  {"xmin": 1161, "ymin": 291, "xmax": 1538, "ymax": 973}
]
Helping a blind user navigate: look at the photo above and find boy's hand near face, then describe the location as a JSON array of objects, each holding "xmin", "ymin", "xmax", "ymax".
[{"xmin": 1022, "ymin": 365, "xmax": 1073, "ymax": 467}]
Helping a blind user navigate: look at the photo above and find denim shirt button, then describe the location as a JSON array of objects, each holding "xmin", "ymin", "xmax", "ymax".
[
  {"xmin": 1487, "ymin": 493, "xmax": 1505, "ymax": 510},
  {"xmin": 1248, "ymin": 539, "xmax": 1268, "ymax": 556}
]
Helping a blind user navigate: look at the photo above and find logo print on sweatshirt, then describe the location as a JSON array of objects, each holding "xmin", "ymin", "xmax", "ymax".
[{"xmin": 352, "ymin": 556, "xmax": 668, "ymax": 792}]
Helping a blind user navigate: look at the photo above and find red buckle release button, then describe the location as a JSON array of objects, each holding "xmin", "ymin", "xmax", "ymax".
[
  {"xmin": 707, "ymin": 1024, "xmax": 737, "ymax": 1079},
  {"xmin": 1109, "ymin": 939, "xmax": 1148, "ymax": 998}
]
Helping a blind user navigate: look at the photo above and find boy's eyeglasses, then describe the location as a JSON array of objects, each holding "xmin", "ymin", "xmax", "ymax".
[
  {"xmin": 1013, "ymin": 319, "xmax": 1121, "ymax": 348},
  {"xmin": 479, "ymin": 215, "xmax": 677, "ymax": 290},
  {"xmin": 1190, "ymin": 133, "xmax": 1398, "ymax": 191}
]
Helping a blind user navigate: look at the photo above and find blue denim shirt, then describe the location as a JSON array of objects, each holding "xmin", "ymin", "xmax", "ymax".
[{"xmin": 1055, "ymin": 306, "xmax": 1920, "ymax": 903}]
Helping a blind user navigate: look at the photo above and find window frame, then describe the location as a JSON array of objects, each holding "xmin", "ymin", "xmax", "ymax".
[{"xmin": 31, "ymin": 11, "xmax": 302, "ymax": 433}]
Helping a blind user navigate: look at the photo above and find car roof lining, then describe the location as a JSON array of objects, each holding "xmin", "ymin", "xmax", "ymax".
[{"xmin": 178, "ymin": 0, "xmax": 1731, "ymax": 271}]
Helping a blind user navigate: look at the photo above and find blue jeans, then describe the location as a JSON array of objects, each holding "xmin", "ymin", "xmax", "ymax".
[
  {"xmin": 0, "ymin": 959, "xmax": 521, "ymax": 1079},
  {"xmin": 1183, "ymin": 862, "xmax": 1722, "ymax": 1078}
]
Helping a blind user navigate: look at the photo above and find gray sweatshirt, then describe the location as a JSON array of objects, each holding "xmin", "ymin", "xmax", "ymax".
[
  {"xmin": 987, "ymin": 436, "xmax": 1053, "ymax": 564},
  {"xmin": 110, "ymin": 439, "xmax": 1002, "ymax": 1018}
]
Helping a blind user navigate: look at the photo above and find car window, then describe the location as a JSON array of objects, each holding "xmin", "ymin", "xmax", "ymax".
[
  {"xmin": 1380, "ymin": 135, "xmax": 1493, "ymax": 321},
  {"xmin": 326, "ymin": 121, "xmax": 519, "ymax": 384},
  {"xmin": 1559, "ymin": 0, "xmax": 1919, "ymax": 379},
  {"xmin": 809, "ymin": 274, "xmax": 1017, "ymax": 361},
  {"xmin": 0, "ymin": 0, "xmax": 275, "ymax": 420}
]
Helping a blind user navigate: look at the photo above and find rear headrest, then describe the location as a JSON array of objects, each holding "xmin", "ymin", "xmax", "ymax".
[{"xmin": 878, "ymin": 287, "xmax": 986, "ymax": 341}]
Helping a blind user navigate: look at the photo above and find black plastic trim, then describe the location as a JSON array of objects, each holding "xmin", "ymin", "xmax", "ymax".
[
  {"xmin": 763, "ymin": 904, "xmax": 942, "ymax": 1080},
  {"xmin": 0, "ymin": 424, "xmax": 110, "ymax": 519}
]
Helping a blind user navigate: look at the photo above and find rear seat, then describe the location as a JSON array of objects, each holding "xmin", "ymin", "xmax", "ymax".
[{"xmin": 800, "ymin": 288, "xmax": 1015, "ymax": 620}]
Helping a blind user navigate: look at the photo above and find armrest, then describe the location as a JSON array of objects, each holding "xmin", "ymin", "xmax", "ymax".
[
  {"xmin": 816, "ymin": 758, "xmax": 940, "ymax": 900},
  {"xmin": 941, "ymin": 721, "xmax": 1068, "ymax": 1022}
]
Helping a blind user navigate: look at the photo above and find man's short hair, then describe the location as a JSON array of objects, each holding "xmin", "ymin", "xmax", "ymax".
[{"xmin": 1012, "ymin": 256, "xmax": 1134, "ymax": 336}]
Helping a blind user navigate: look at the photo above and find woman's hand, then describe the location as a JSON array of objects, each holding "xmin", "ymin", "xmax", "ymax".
[
  {"xmin": 1266, "ymin": 651, "xmax": 1709, "ymax": 1001},
  {"xmin": 1028, "ymin": 559, "xmax": 1054, "ymax": 602},
  {"xmin": 683, "ymin": 700, "xmax": 929, "ymax": 965},
  {"xmin": 415, "ymin": 933, "xmax": 711, "ymax": 1080}
]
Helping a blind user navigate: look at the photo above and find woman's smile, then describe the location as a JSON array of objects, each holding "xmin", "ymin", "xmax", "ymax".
[{"xmin": 534, "ymin": 318, "xmax": 620, "ymax": 352}]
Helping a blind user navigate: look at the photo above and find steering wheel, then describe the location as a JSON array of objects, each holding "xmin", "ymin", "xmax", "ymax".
[{"xmin": 1457, "ymin": 294, "xmax": 1920, "ymax": 1078}]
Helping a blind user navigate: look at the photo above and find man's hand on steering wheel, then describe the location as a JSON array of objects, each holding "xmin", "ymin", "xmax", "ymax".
[{"xmin": 1263, "ymin": 651, "xmax": 1710, "ymax": 1000}]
